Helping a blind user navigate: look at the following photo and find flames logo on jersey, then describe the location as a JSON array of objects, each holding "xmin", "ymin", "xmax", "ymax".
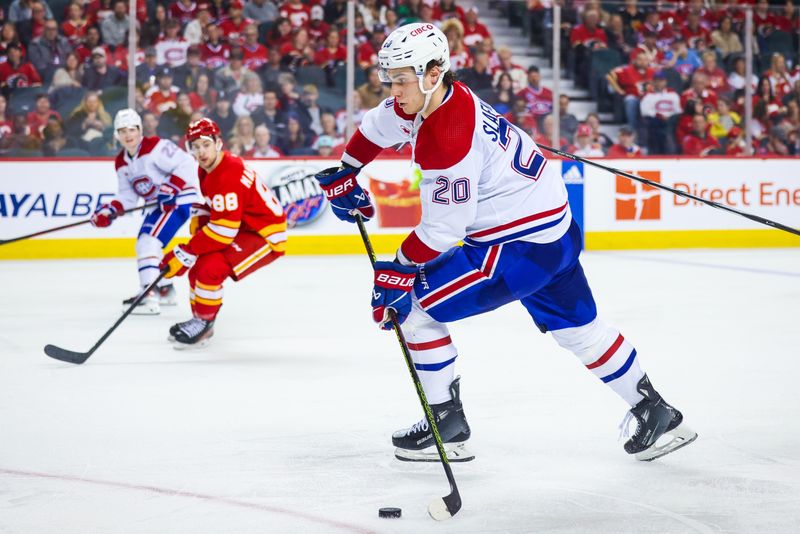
[
  {"xmin": 131, "ymin": 175, "xmax": 156, "ymax": 198},
  {"xmin": 267, "ymin": 165, "xmax": 328, "ymax": 228}
]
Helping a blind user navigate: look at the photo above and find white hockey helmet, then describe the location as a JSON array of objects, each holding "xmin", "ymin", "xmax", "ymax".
[
  {"xmin": 378, "ymin": 23, "xmax": 451, "ymax": 82},
  {"xmin": 113, "ymin": 108, "xmax": 142, "ymax": 140}
]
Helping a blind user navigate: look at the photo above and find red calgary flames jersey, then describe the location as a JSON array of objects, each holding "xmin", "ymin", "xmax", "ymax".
[{"xmin": 189, "ymin": 152, "xmax": 287, "ymax": 255}]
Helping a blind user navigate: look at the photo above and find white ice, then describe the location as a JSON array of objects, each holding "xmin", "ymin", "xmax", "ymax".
[{"xmin": 1, "ymin": 249, "xmax": 799, "ymax": 534}]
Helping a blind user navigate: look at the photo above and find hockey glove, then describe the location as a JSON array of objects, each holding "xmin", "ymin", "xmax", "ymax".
[
  {"xmin": 315, "ymin": 166, "xmax": 375, "ymax": 223},
  {"xmin": 91, "ymin": 200, "xmax": 124, "ymax": 228},
  {"xmin": 371, "ymin": 261, "xmax": 417, "ymax": 330},
  {"xmin": 157, "ymin": 176, "xmax": 186, "ymax": 213},
  {"xmin": 160, "ymin": 244, "xmax": 197, "ymax": 279}
]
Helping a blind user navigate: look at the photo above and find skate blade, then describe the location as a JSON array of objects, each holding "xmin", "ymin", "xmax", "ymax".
[
  {"xmin": 635, "ymin": 423, "xmax": 698, "ymax": 462},
  {"xmin": 395, "ymin": 442, "xmax": 475, "ymax": 463},
  {"xmin": 170, "ymin": 331, "xmax": 214, "ymax": 351},
  {"xmin": 126, "ymin": 304, "xmax": 160, "ymax": 316},
  {"xmin": 159, "ymin": 297, "xmax": 177, "ymax": 306}
]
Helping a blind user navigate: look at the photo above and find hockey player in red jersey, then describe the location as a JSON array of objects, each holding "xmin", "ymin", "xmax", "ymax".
[
  {"xmin": 317, "ymin": 23, "xmax": 696, "ymax": 464},
  {"xmin": 160, "ymin": 118, "xmax": 287, "ymax": 348}
]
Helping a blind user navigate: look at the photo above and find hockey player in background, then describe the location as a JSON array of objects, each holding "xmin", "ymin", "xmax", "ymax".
[
  {"xmin": 316, "ymin": 23, "xmax": 697, "ymax": 463},
  {"xmin": 160, "ymin": 118, "xmax": 287, "ymax": 348},
  {"xmin": 92, "ymin": 108, "xmax": 199, "ymax": 315}
]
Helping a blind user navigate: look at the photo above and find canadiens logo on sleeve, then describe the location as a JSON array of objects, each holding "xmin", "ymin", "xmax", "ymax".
[
  {"xmin": 132, "ymin": 176, "xmax": 156, "ymax": 198},
  {"xmin": 267, "ymin": 165, "xmax": 328, "ymax": 228}
]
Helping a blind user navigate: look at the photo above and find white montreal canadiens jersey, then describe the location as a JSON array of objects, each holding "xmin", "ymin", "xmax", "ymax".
[
  {"xmin": 114, "ymin": 136, "xmax": 200, "ymax": 210},
  {"xmin": 342, "ymin": 82, "xmax": 571, "ymax": 264}
]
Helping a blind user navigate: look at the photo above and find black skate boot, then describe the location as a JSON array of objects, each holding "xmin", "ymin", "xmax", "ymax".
[
  {"xmin": 122, "ymin": 289, "xmax": 160, "ymax": 315},
  {"xmin": 392, "ymin": 377, "xmax": 474, "ymax": 462},
  {"xmin": 621, "ymin": 374, "xmax": 698, "ymax": 461},
  {"xmin": 169, "ymin": 317, "xmax": 214, "ymax": 350},
  {"xmin": 157, "ymin": 284, "xmax": 177, "ymax": 306}
]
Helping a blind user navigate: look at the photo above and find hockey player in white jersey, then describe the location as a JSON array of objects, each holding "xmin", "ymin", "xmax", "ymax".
[
  {"xmin": 91, "ymin": 109, "xmax": 200, "ymax": 314},
  {"xmin": 316, "ymin": 23, "xmax": 697, "ymax": 463}
]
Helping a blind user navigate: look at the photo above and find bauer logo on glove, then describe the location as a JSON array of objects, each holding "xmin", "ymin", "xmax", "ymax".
[
  {"xmin": 371, "ymin": 261, "xmax": 418, "ymax": 329},
  {"xmin": 315, "ymin": 166, "xmax": 375, "ymax": 223}
]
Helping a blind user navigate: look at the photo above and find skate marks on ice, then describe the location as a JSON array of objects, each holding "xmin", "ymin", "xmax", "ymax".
[{"xmin": 0, "ymin": 467, "xmax": 378, "ymax": 534}]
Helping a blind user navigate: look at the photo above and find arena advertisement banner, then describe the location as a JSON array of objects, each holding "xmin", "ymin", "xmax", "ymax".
[{"xmin": 582, "ymin": 158, "xmax": 800, "ymax": 249}]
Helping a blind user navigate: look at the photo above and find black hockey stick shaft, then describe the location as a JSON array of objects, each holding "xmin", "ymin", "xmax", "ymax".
[
  {"xmin": 44, "ymin": 270, "xmax": 168, "ymax": 364},
  {"xmin": 0, "ymin": 202, "xmax": 160, "ymax": 246},
  {"xmin": 537, "ymin": 145, "xmax": 800, "ymax": 237},
  {"xmin": 354, "ymin": 215, "xmax": 462, "ymax": 518}
]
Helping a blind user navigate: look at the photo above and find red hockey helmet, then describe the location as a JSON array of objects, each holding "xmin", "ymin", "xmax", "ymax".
[{"xmin": 186, "ymin": 118, "xmax": 221, "ymax": 147}]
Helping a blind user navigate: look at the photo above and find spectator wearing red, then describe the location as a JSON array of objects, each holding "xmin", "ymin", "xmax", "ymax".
[
  {"xmin": 0, "ymin": 44, "xmax": 42, "ymax": 89},
  {"xmin": 170, "ymin": 0, "xmax": 199, "ymax": 26},
  {"xmin": 752, "ymin": 0, "xmax": 776, "ymax": 32},
  {"xmin": 764, "ymin": 53, "xmax": 795, "ymax": 100},
  {"xmin": 570, "ymin": 9, "xmax": 608, "ymax": 49},
  {"xmin": 696, "ymin": 50, "xmax": 730, "ymax": 95},
  {"xmin": 280, "ymin": 0, "xmax": 311, "ymax": 29},
  {"xmin": 640, "ymin": 10, "xmax": 674, "ymax": 47},
  {"xmin": 607, "ymin": 127, "xmax": 643, "ymax": 157},
  {"xmin": 17, "ymin": 0, "xmax": 48, "ymax": 44},
  {"xmin": 630, "ymin": 31, "xmax": 664, "ymax": 65},
  {"xmin": 268, "ymin": 17, "xmax": 294, "ymax": 48},
  {"xmin": 442, "ymin": 18, "xmax": 472, "ymax": 72},
  {"xmin": 26, "ymin": 93, "xmax": 61, "ymax": 140},
  {"xmin": 462, "ymin": 7, "xmax": 492, "ymax": 48},
  {"xmin": 681, "ymin": 114, "xmax": 721, "ymax": 155},
  {"xmin": 680, "ymin": 11, "xmax": 711, "ymax": 50},
  {"xmin": 200, "ymin": 23, "xmax": 231, "ymax": 69},
  {"xmin": 503, "ymin": 96, "xmax": 538, "ymax": 136},
  {"xmin": 773, "ymin": 1, "xmax": 797, "ymax": 33},
  {"xmin": 640, "ymin": 71, "xmax": 681, "ymax": 154},
  {"xmin": 307, "ymin": 5, "xmax": 330, "ymax": 43},
  {"xmin": 145, "ymin": 67, "xmax": 180, "ymax": 116},
  {"xmin": 516, "ymin": 65, "xmax": 553, "ymax": 117},
  {"xmin": 85, "ymin": 0, "xmax": 114, "ymax": 28},
  {"xmin": 1, "ymin": 22, "xmax": 26, "ymax": 60},
  {"xmin": 606, "ymin": 50, "xmax": 655, "ymax": 133},
  {"xmin": 713, "ymin": 0, "xmax": 745, "ymax": 28},
  {"xmin": 0, "ymin": 94, "xmax": 13, "ymax": 144},
  {"xmin": 339, "ymin": 12, "xmax": 371, "ymax": 45},
  {"xmin": 753, "ymin": 76, "xmax": 787, "ymax": 120},
  {"xmin": 434, "ymin": 0, "xmax": 466, "ymax": 23},
  {"xmin": 681, "ymin": 71, "xmax": 718, "ymax": 109},
  {"xmin": 675, "ymin": 99, "xmax": 704, "ymax": 146},
  {"xmin": 219, "ymin": 0, "xmax": 254, "ymax": 45},
  {"xmin": 61, "ymin": 2, "xmax": 90, "ymax": 46},
  {"xmin": 241, "ymin": 23, "xmax": 269, "ymax": 71},
  {"xmin": 75, "ymin": 26, "xmax": 106, "ymax": 65},
  {"xmin": 725, "ymin": 126, "xmax": 748, "ymax": 156},
  {"xmin": 279, "ymin": 27, "xmax": 315, "ymax": 69},
  {"xmin": 418, "ymin": 3, "xmax": 437, "ymax": 25},
  {"xmin": 357, "ymin": 25, "xmax": 386, "ymax": 70},
  {"xmin": 492, "ymin": 45, "xmax": 526, "ymax": 92},
  {"xmin": 570, "ymin": 123, "xmax": 606, "ymax": 157},
  {"xmin": 314, "ymin": 28, "xmax": 347, "ymax": 67},
  {"xmin": 188, "ymin": 72, "xmax": 217, "ymax": 113}
]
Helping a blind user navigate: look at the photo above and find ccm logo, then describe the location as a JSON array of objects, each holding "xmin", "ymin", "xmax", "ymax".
[
  {"xmin": 377, "ymin": 273, "xmax": 415, "ymax": 287},
  {"xmin": 323, "ymin": 177, "xmax": 354, "ymax": 198},
  {"xmin": 410, "ymin": 24, "xmax": 434, "ymax": 36}
]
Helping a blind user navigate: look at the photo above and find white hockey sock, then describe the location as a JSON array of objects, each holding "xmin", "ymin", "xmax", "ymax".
[
  {"xmin": 404, "ymin": 300, "xmax": 458, "ymax": 405},
  {"xmin": 551, "ymin": 319, "xmax": 645, "ymax": 407},
  {"xmin": 136, "ymin": 234, "xmax": 163, "ymax": 288}
]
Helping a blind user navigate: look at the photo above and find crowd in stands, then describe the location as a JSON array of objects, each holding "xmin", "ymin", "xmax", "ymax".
[
  {"xmin": 0, "ymin": 0, "xmax": 798, "ymax": 158},
  {"xmin": 521, "ymin": 0, "xmax": 800, "ymax": 156}
]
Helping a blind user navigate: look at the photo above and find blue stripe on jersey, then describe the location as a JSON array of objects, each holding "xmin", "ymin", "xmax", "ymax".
[
  {"xmin": 600, "ymin": 349, "xmax": 637, "ymax": 383},
  {"xmin": 414, "ymin": 356, "xmax": 457, "ymax": 372},
  {"xmin": 463, "ymin": 212, "xmax": 567, "ymax": 247}
]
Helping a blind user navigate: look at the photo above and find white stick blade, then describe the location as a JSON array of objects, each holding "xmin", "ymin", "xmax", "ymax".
[{"xmin": 428, "ymin": 498, "xmax": 453, "ymax": 521}]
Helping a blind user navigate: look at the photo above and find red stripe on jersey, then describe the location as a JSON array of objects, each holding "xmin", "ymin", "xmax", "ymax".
[
  {"xmin": 480, "ymin": 245, "xmax": 500, "ymax": 276},
  {"xmin": 414, "ymin": 82, "xmax": 475, "ymax": 171},
  {"xmin": 137, "ymin": 136, "xmax": 160, "ymax": 157},
  {"xmin": 587, "ymin": 334, "xmax": 624, "ymax": 370},
  {"xmin": 407, "ymin": 336, "xmax": 453, "ymax": 351},
  {"xmin": 419, "ymin": 270, "xmax": 484, "ymax": 308},
  {"xmin": 468, "ymin": 202, "xmax": 568, "ymax": 239},
  {"xmin": 343, "ymin": 128, "xmax": 383, "ymax": 167},
  {"xmin": 400, "ymin": 230, "xmax": 441, "ymax": 264}
]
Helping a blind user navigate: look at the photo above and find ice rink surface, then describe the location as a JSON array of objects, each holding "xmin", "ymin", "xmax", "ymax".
[{"xmin": 1, "ymin": 249, "xmax": 799, "ymax": 534}]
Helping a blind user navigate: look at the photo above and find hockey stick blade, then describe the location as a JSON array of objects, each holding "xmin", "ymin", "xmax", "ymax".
[
  {"xmin": 43, "ymin": 344, "xmax": 92, "ymax": 365},
  {"xmin": 428, "ymin": 491, "xmax": 462, "ymax": 521}
]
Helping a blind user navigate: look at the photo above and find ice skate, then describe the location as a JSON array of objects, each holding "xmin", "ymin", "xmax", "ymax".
[
  {"xmin": 621, "ymin": 375, "xmax": 698, "ymax": 461},
  {"xmin": 392, "ymin": 377, "xmax": 474, "ymax": 462},
  {"xmin": 157, "ymin": 284, "xmax": 177, "ymax": 306},
  {"xmin": 169, "ymin": 317, "xmax": 214, "ymax": 349},
  {"xmin": 122, "ymin": 289, "xmax": 160, "ymax": 315}
]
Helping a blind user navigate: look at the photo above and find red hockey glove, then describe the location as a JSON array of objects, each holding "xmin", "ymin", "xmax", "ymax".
[
  {"xmin": 160, "ymin": 244, "xmax": 197, "ymax": 278},
  {"xmin": 91, "ymin": 200, "xmax": 124, "ymax": 228}
]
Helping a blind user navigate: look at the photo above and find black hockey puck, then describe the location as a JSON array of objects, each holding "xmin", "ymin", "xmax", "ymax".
[{"xmin": 378, "ymin": 507, "xmax": 402, "ymax": 518}]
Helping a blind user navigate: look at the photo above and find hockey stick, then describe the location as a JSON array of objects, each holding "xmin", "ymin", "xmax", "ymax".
[
  {"xmin": 0, "ymin": 202, "xmax": 160, "ymax": 246},
  {"xmin": 537, "ymin": 145, "xmax": 800, "ymax": 237},
  {"xmin": 44, "ymin": 270, "xmax": 168, "ymax": 365},
  {"xmin": 354, "ymin": 214, "xmax": 462, "ymax": 521}
]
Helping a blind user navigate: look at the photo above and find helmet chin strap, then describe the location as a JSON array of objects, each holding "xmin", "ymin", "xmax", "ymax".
[{"xmin": 411, "ymin": 72, "xmax": 445, "ymax": 139}]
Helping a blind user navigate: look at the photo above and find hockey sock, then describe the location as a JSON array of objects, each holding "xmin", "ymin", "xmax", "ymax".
[
  {"xmin": 551, "ymin": 318, "xmax": 645, "ymax": 407},
  {"xmin": 136, "ymin": 234, "xmax": 164, "ymax": 288},
  {"xmin": 404, "ymin": 301, "xmax": 458, "ymax": 405}
]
